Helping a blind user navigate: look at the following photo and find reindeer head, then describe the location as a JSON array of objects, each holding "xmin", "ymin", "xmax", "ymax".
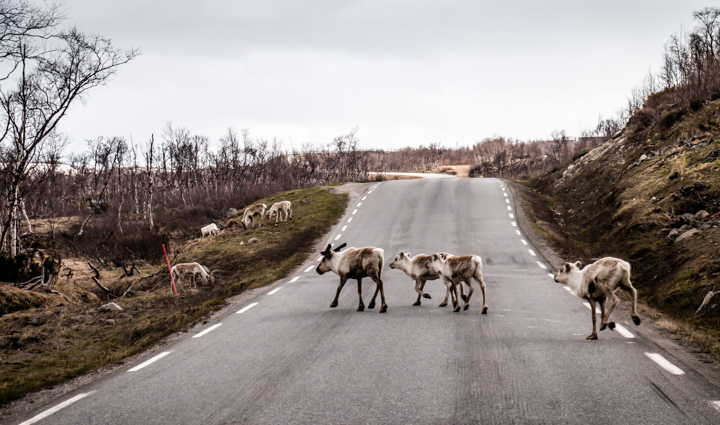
[
  {"xmin": 316, "ymin": 243, "xmax": 346, "ymax": 275},
  {"xmin": 553, "ymin": 261, "xmax": 582, "ymax": 283},
  {"xmin": 389, "ymin": 251, "xmax": 410, "ymax": 269},
  {"xmin": 423, "ymin": 253, "xmax": 446, "ymax": 272}
]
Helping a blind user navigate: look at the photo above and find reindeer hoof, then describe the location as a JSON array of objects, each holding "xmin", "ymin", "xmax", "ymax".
[
  {"xmin": 463, "ymin": 304, "xmax": 469, "ymax": 311},
  {"xmin": 608, "ymin": 322, "xmax": 616, "ymax": 330},
  {"xmin": 412, "ymin": 301, "xmax": 421, "ymax": 306},
  {"xmin": 461, "ymin": 295, "xmax": 468, "ymax": 302},
  {"xmin": 600, "ymin": 323, "xmax": 607, "ymax": 331},
  {"xmin": 422, "ymin": 293, "xmax": 431, "ymax": 299},
  {"xmin": 357, "ymin": 305, "xmax": 365, "ymax": 312},
  {"xmin": 586, "ymin": 334, "xmax": 598, "ymax": 340},
  {"xmin": 632, "ymin": 315, "xmax": 641, "ymax": 325},
  {"xmin": 330, "ymin": 302, "xmax": 338, "ymax": 308},
  {"xmin": 439, "ymin": 303, "xmax": 447, "ymax": 307},
  {"xmin": 482, "ymin": 307, "xmax": 488, "ymax": 314},
  {"xmin": 453, "ymin": 307, "xmax": 461, "ymax": 313},
  {"xmin": 368, "ymin": 302, "xmax": 375, "ymax": 309},
  {"xmin": 379, "ymin": 306, "xmax": 387, "ymax": 313}
]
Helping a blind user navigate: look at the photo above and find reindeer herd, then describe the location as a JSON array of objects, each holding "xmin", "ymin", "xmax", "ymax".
[
  {"xmin": 174, "ymin": 197, "xmax": 643, "ymax": 341},
  {"xmin": 317, "ymin": 242, "xmax": 640, "ymax": 340}
]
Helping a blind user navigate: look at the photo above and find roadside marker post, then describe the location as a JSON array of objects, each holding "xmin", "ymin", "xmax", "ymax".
[{"xmin": 162, "ymin": 244, "xmax": 178, "ymax": 297}]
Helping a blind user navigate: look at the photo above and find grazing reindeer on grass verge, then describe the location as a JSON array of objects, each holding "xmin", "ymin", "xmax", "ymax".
[
  {"xmin": 554, "ymin": 257, "xmax": 641, "ymax": 340},
  {"xmin": 389, "ymin": 251, "xmax": 465, "ymax": 307},
  {"xmin": 201, "ymin": 223, "xmax": 219, "ymax": 237},
  {"xmin": 424, "ymin": 254, "xmax": 488, "ymax": 313},
  {"xmin": 316, "ymin": 243, "xmax": 387, "ymax": 313},
  {"xmin": 170, "ymin": 262, "xmax": 220, "ymax": 292},
  {"xmin": 241, "ymin": 203, "xmax": 267, "ymax": 229},
  {"xmin": 267, "ymin": 201, "xmax": 292, "ymax": 223}
]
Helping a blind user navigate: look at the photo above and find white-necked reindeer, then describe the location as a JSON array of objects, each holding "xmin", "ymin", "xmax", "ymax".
[
  {"xmin": 553, "ymin": 257, "xmax": 641, "ymax": 340},
  {"xmin": 267, "ymin": 201, "xmax": 292, "ymax": 223},
  {"xmin": 170, "ymin": 262, "xmax": 219, "ymax": 291},
  {"xmin": 389, "ymin": 251, "xmax": 462, "ymax": 307},
  {"xmin": 424, "ymin": 254, "xmax": 488, "ymax": 313},
  {"xmin": 201, "ymin": 223, "xmax": 219, "ymax": 237},
  {"xmin": 241, "ymin": 203, "xmax": 267, "ymax": 229},
  {"xmin": 316, "ymin": 243, "xmax": 387, "ymax": 313}
]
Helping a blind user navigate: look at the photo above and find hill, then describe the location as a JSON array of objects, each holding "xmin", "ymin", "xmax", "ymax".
[{"xmin": 519, "ymin": 90, "xmax": 720, "ymax": 357}]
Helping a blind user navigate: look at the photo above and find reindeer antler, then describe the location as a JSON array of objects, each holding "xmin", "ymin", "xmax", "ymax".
[
  {"xmin": 320, "ymin": 244, "xmax": 332, "ymax": 256},
  {"xmin": 333, "ymin": 243, "xmax": 347, "ymax": 252}
]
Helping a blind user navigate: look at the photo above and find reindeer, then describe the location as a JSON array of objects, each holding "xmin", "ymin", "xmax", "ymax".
[
  {"xmin": 316, "ymin": 243, "xmax": 387, "ymax": 313},
  {"xmin": 241, "ymin": 203, "xmax": 267, "ymax": 229},
  {"xmin": 389, "ymin": 251, "xmax": 463, "ymax": 307},
  {"xmin": 170, "ymin": 262, "xmax": 220, "ymax": 291},
  {"xmin": 554, "ymin": 257, "xmax": 641, "ymax": 340},
  {"xmin": 267, "ymin": 201, "xmax": 292, "ymax": 223},
  {"xmin": 201, "ymin": 223, "xmax": 219, "ymax": 237},
  {"xmin": 424, "ymin": 254, "xmax": 488, "ymax": 313}
]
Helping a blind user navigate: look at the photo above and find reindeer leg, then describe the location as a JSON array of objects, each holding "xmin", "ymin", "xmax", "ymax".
[
  {"xmin": 420, "ymin": 279, "xmax": 431, "ymax": 299},
  {"xmin": 413, "ymin": 279, "xmax": 423, "ymax": 306},
  {"xmin": 586, "ymin": 296, "xmax": 598, "ymax": 340},
  {"xmin": 371, "ymin": 274, "xmax": 387, "ymax": 313},
  {"xmin": 620, "ymin": 275, "xmax": 641, "ymax": 325},
  {"xmin": 602, "ymin": 293, "xmax": 618, "ymax": 331},
  {"xmin": 356, "ymin": 278, "xmax": 365, "ymax": 311},
  {"xmin": 451, "ymin": 282, "xmax": 461, "ymax": 312},
  {"xmin": 439, "ymin": 277, "xmax": 451, "ymax": 307},
  {"xmin": 330, "ymin": 276, "xmax": 347, "ymax": 308},
  {"xmin": 463, "ymin": 279, "xmax": 475, "ymax": 311},
  {"xmin": 476, "ymin": 270, "xmax": 488, "ymax": 314}
]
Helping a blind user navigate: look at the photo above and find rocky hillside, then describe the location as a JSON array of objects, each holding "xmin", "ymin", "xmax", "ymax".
[{"xmin": 528, "ymin": 90, "xmax": 720, "ymax": 336}]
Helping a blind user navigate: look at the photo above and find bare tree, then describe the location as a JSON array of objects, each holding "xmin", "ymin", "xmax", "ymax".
[{"xmin": 0, "ymin": 0, "xmax": 138, "ymax": 256}]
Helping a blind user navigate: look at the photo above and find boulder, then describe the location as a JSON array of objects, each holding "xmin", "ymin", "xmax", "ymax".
[
  {"xmin": 695, "ymin": 210, "xmax": 710, "ymax": 221},
  {"xmin": 675, "ymin": 228, "xmax": 700, "ymax": 243},
  {"xmin": 248, "ymin": 237, "xmax": 258, "ymax": 244},
  {"xmin": 226, "ymin": 208, "xmax": 238, "ymax": 217},
  {"xmin": 99, "ymin": 302, "xmax": 123, "ymax": 312}
]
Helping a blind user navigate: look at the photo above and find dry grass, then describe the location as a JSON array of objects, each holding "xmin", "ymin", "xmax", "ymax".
[{"xmin": 0, "ymin": 186, "xmax": 348, "ymax": 406}]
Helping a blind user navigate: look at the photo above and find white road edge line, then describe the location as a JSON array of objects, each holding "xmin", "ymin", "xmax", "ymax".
[
  {"xmin": 193, "ymin": 323, "xmax": 222, "ymax": 339},
  {"xmin": 304, "ymin": 266, "xmax": 314, "ymax": 272},
  {"xmin": 614, "ymin": 324, "xmax": 635, "ymax": 338},
  {"xmin": 645, "ymin": 352, "xmax": 685, "ymax": 375},
  {"xmin": 128, "ymin": 351, "xmax": 171, "ymax": 372},
  {"xmin": 237, "ymin": 302, "xmax": 259, "ymax": 314},
  {"xmin": 19, "ymin": 391, "xmax": 96, "ymax": 425},
  {"xmin": 267, "ymin": 287, "xmax": 282, "ymax": 295},
  {"xmin": 289, "ymin": 276, "xmax": 300, "ymax": 283},
  {"xmin": 709, "ymin": 401, "xmax": 720, "ymax": 413}
]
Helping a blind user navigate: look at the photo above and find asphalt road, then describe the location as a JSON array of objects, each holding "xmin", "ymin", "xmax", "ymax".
[{"xmin": 14, "ymin": 178, "xmax": 720, "ymax": 424}]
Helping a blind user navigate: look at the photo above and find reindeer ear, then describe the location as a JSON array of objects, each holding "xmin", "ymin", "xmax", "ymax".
[
  {"xmin": 333, "ymin": 243, "xmax": 347, "ymax": 252},
  {"xmin": 405, "ymin": 252, "xmax": 410, "ymax": 258},
  {"xmin": 574, "ymin": 261, "xmax": 582, "ymax": 269},
  {"xmin": 563, "ymin": 263, "xmax": 571, "ymax": 272}
]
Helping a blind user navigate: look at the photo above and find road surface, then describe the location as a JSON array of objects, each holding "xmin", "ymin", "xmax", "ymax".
[{"xmin": 14, "ymin": 178, "xmax": 720, "ymax": 424}]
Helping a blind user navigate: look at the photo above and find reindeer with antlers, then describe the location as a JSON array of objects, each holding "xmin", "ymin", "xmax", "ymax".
[{"xmin": 316, "ymin": 243, "xmax": 388, "ymax": 313}]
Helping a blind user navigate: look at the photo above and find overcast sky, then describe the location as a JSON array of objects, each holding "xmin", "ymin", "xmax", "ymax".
[{"xmin": 56, "ymin": 0, "xmax": 712, "ymax": 153}]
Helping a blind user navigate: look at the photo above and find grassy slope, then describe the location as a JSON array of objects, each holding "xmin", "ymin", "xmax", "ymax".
[
  {"xmin": 522, "ymin": 96, "xmax": 720, "ymax": 359},
  {"xmin": 0, "ymin": 186, "xmax": 347, "ymax": 406}
]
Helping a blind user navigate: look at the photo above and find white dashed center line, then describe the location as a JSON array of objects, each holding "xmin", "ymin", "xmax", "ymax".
[
  {"xmin": 507, "ymin": 206, "xmax": 512, "ymax": 211},
  {"xmin": 362, "ymin": 196, "xmax": 367, "ymax": 200},
  {"xmin": 20, "ymin": 391, "xmax": 96, "ymax": 425},
  {"xmin": 237, "ymin": 302, "xmax": 259, "ymax": 314},
  {"xmin": 193, "ymin": 323, "xmax": 222, "ymax": 339},
  {"xmin": 520, "ymin": 239, "xmax": 528, "ymax": 245},
  {"xmin": 583, "ymin": 302, "xmax": 602, "ymax": 314},
  {"xmin": 352, "ymin": 209, "xmax": 358, "ymax": 214},
  {"xmin": 614, "ymin": 324, "xmax": 635, "ymax": 338},
  {"xmin": 563, "ymin": 286, "xmax": 572, "ymax": 291},
  {"xmin": 347, "ymin": 217, "xmax": 353, "ymax": 222},
  {"xmin": 515, "ymin": 230, "xmax": 521, "ymax": 236},
  {"xmin": 128, "ymin": 351, "xmax": 171, "ymax": 372},
  {"xmin": 511, "ymin": 222, "xmax": 517, "ymax": 227},
  {"xmin": 504, "ymin": 193, "xmax": 508, "ymax": 197},
  {"xmin": 304, "ymin": 266, "xmax": 314, "ymax": 272},
  {"xmin": 289, "ymin": 276, "xmax": 300, "ymax": 283},
  {"xmin": 645, "ymin": 353, "xmax": 685, "ymax": 375},
  {"xmin": 536, "ymin": 261, "xmax": 547, "ymax": 270},
  {"xmin": 334, "ymin": 234, "xmax": 342, "ymax": 240},
  {"xmin": 505, "ymin": 199, "xmax": 510, "ymax": 203},
  {"xmin": 341, "ymin": 225, "xmax": 347, "ymax": 231},
  {"xmin": 368, "ymin": 190, "xmax": 373, "ymax": 194},
  {"xmin": 316, "ymin": 256, "xmax": 323, "ymax": 262},
  {"xmin": 357, "ymin": 202, "xmax": 362, "ymax": 207},
  {"xmin": 710, "ymin": 401, "xmax": 720, "ymax": 413},
  {"xmin": 267, "ymin": 287, "xmax": 282, "ymax": 295},
  {"xmin": 528, "ymin": 249, "xmax": 536, "ymax": 256},
  {"xmin": 509, "ymin": 213, "xmax": 515, "ymax": 219}
]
